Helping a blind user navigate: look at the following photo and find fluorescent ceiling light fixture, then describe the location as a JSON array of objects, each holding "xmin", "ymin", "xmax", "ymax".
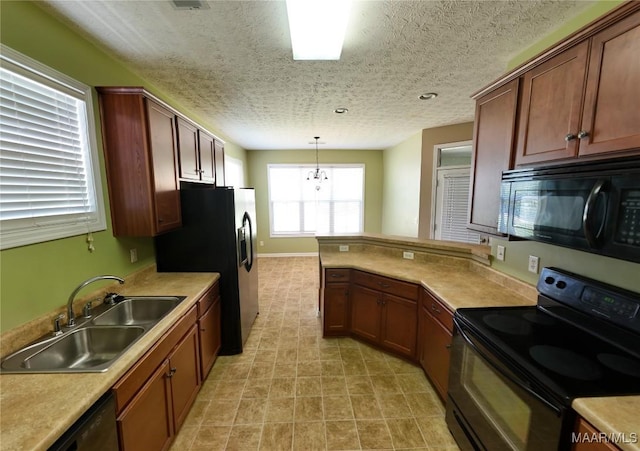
[{"xmin": 285, "ymin": 0, "xmax": 352, "ymax": 60}]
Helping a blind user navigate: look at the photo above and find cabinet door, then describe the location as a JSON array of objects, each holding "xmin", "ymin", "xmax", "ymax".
[
  {"xmin": 420, "ymin": 306, "xmax": 452, "ymax": 401},
  {"xmin": 117, "ymin": 360, "xmax": 174, "ymax": 451},
  {"xmin": 214, "ymin": 139, "xmax": 225, "ymax": 186},
  {"xmin": 198, "ymin": 297, "xmax": 221, "ymax": 380},
  {"xmin": 198, "ymin": 130, "xmax": 216, "ymax": 184},
  {"xmin": 417, "ymin": 304, "xmax": 429, "ymax": 372},
  {"xmin": 323, "ymin": 283, "xmax": 350, "ymax": 335},
  {"xmin": 176, "ymin": 117, "xmax": 200, "ymax": 181},
  {"xmin": 169, "ymin": 324, "xmax": 201, "ymax": 432},
  {"xmin": 350, "ymin": 284, "xmax": 381, "ymax": 343},
  {"xmin": 146, "ymin": 99, "xmax": 182, "ymax": 233},
  {"xmin": 579, "ymin": 11, "xmax": 640, "ymax": 157},
  {"xmin": 515, "ymin": 41, "xmax": 589, "ymax": 166},
  {"xmin": 380, "ymin": 293, "xmax": 417, "ymax": 359},
  {"xmin": 468, "ymin": 79, "xmax": 518, "ymax": 235}
]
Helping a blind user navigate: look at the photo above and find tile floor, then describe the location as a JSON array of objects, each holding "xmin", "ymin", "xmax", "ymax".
[{"xmin": 170, "ymin": 256, "xmax": 460, "ymax": 451}]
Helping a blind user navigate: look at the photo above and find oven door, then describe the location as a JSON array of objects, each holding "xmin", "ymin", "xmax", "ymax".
[{"xmin": 446, "ymin": 318, "xmax": 571, "ymax": 451}]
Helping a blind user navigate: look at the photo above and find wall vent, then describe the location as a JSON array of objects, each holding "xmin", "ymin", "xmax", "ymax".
[{"xmin": 171, "ymin": 0, "xmax": 209, "ymax": 10}]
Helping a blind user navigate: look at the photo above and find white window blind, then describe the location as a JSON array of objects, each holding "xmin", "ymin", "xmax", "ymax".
[
  {"xmin": 268, "ymin": 164, "xmax": 364, "ymax": 236},
  {"xmin": 435, "ymin": 169, "xmax": 480, "ymax": 244},
  {"xmin": 0, "ymin": 45, "xmax": 105, "ymax": 249}
]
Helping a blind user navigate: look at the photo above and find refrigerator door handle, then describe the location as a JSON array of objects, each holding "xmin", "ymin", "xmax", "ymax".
[{"xmin": 242, "ymin": 212, "xmax": 254, "ymax": 272}]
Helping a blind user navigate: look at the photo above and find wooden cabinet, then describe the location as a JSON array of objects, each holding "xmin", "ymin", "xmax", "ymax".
[
  {"xmin": 97, "ymin": 87, "xmax": 182, "ymax": 236},
  {"xmin": 176, "ymin": 117, "xmax": 218, "ymax": 184},
  {"xmin": 468, "ymin": 79, "xmax": 518, "ymax": 235},
  {"xmin": 197, "ymin": 282, "xmax": 221, "ymax": 379},
  {"xmin": 572, "ymin": 417, "xmax": 622, "ymax": 451},
  {"xmin": 514, "ymin": 9, "xmax": 640, "ymax": 165},
  {"xmin": 321, "ymin": 269, "xmax": 351, "ymax": 336},
  {"xmin": 350, "ymin": 271, "xmax": 418, "ymax": 359},
  {"xmin": 417, "ymin": 288, "xmax": 453, "ymax": 401},
  {"xmin": 113, "ymin": 305, "xmax": 200, "ymax": 451},
  {"xmin": 214, "ymin": 138, "xmax": 225, "ymax": 186}
]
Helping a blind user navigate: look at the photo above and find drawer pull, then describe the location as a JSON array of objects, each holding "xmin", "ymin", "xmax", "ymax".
[
  {"xmin": 167, "ymin": 367, "xmax": 177, "ymax": 378},
  {"xmin": 431, "ymin": 303, "xmax": 442, "ymax": 314},
  {"xmin": 377, "ymin": 282, "xmax": 390, "ymax": 288},
  {"xmin": 330, "ymin": 273, "xmax": 343, "ymax": 278}
]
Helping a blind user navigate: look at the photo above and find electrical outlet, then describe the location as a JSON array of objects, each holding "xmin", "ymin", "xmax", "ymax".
[
  {"xmin": 339, "ymin": 245, "xmax": 349, "ymax": 252},
  {"xmin": 496, "ymin": 245, "xmax": 505, "ymax": 261},
  {"xmin": 528, "ymin": 255, "xmax": 539, "ymax": 273},
  {"xmin": 259, "ymin": 240, "xmax": 264, "ymax": 247},
  {"xmin": 130, "ymin": 248, "xmax": 138, "ymax": 263},
  {"xmin": 403, "ymin": 251, "xmax": 414, "ymax": 260}
]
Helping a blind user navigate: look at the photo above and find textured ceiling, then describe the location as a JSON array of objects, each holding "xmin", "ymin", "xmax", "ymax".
[{"xmin": 38, "ymin": 0, "xmax": 595, "ymax": 150}]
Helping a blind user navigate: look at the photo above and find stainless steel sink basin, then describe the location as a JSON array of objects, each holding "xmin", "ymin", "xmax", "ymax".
[
  {"xmin": 91, "ymin": 297, "xmax": 182, "ymax": 326},
  {"xmin": 0, "ymin": 295, "xmax": 186, "ymax": 374},
  {"xmin": 22, "ymin": 326, "xmax": 145, "ymax": 371}
]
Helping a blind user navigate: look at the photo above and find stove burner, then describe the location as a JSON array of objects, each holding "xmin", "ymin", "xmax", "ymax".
[
  {"xmin": 523, "ymin": 312, "xmax": 557, "ymax": 326},
  {"xmin": 483, "ymin": 314, "xmax": 532, "ymax": 335},
  {"xmin": 530, "ymin": 345, "xmax": 603, "ymax": 381},
  {"xmin": 597, "ymin": 354, "xmax": 640, "ymax": 378}
]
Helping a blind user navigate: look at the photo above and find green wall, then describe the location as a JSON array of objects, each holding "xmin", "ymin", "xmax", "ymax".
[
  {"xmin": 493, "ymin": 0, "xmax": 640, "ymax": 292},
  {"xmin": 0, "ymin": 1, "xmax": 247, "ymax": 332},
  {"xmin": 381, "ymin": 132, "xmax": 422, "ymax": 237},
  {"xmin": 247, "ymin": 149, "xmax": 383, "ymax": 254}
]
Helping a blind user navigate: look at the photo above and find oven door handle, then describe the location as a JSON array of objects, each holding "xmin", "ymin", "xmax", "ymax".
[{"xmin": 454, "ymin": 318, "xmax": 562, "ymax": 416}]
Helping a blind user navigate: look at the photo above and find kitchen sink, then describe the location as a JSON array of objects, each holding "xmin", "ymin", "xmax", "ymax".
[
  {"xmin": 91, "ymin": 297, "xmax": 183, "ymax": 326},
  {"xmin": 0, "ymin": 295, "xmax": 186, "ymax": 374},
  {"xmin": 21, "ymin": 326, "xmax": 145, "ymax": 372}
]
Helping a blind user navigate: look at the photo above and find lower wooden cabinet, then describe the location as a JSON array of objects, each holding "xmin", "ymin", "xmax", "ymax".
[
  {"xmin": 572, "ymin": 417, "xmax": 622, "ymax": 451},
  {"xmin": 198, "ymin": 285, "xmax": 221, "ymax": 380},
  {"xmin": 417, "ymin": 288, "xmax": 453, "ymax": 401},
  {"xmin": 323, "ymin": 283, "xmax": 350, "ymax": 335},
  {"xmin": 113, "ymin": 296, "xmax": 212, "ymax": 451}
]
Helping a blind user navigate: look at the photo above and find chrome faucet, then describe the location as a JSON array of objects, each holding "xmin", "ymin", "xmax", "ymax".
[{"xmin": 66, "ymin": 275, "xmax": 124, "ymax": 327}]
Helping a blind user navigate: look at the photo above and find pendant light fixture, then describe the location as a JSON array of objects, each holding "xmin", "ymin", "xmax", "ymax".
[{"xmin": 307, "ymin": 136, "xmax": 327, "ymax": 191}]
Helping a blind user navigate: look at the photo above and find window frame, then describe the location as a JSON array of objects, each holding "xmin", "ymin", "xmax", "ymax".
[
  {"xmin": 267, "ymin": 163, "xmax": 365, "ymax": 238},
  {"xmin": 0, "ymin": 45, "xmax": 106, "ymax": 250}
]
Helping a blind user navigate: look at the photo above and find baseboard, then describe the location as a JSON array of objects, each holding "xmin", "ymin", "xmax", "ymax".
[{"xmin": 257, "ymin": 252, "xmax": 319, "ymax": 258}]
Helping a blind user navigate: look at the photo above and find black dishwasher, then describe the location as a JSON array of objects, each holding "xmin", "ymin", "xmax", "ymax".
[{"xmin": 48, "ymin": 392, "xmax": 119, "ymax": 451}]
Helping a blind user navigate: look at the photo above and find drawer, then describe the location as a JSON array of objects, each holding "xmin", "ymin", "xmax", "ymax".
[
  {"xmin": 325, "ymin": 268, "xmax": 350, "ymax": 284},
  {"xmin": 421, "ymin": 288, "xmax": 453, "ymax": 332},
  {"xmin": 197, "ymin": 281, "xmax": 219, "ymax": 317},
  {"xmin": 353, "ymin": 270, "xmax": 419, "ymax": 300},
  {"xmin": 113, "ymin": 304, "xmax": 198, "ymax": 413}
]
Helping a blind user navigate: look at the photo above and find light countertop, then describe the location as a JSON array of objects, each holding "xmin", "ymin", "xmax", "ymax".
[
  {"xmin": 0, "ymin": 269, "xmax": 219, "ymax": 451},
  {"xmin": 318, "ymin": 238, "xmax": 640, "ymax": 451}
]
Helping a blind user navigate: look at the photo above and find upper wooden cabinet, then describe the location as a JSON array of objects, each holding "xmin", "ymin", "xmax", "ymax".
[
  {"xmin": 198, "ymin": 130, "xmax": 216, "ymax": 184},
  {"xmin": 214, "ymin": 138, "xmax": 225, "ymax": 186},
  {"xmin": 176, "ymin": 117, "xmax": 218, "ymax": 184},
  {"xmin": 468, "ymin": 79, "xmax": 518, "ymax": 235},
  {"xmin": 514, "ymin": 8, "xmax": 640, "ymax": 166},
  {"xmin": 97, "ymin": 87, "xmax": 181, "ymax": 236}
]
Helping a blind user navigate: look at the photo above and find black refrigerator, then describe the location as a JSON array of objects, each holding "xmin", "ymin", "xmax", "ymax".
[{"xmin": 154, "ymin": 183, "xmax": 259, "ymax": 355}]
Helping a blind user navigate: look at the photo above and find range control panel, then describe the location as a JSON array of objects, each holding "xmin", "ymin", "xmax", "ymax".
[{"xmin": 537, "ymin": 267, "xmax": 640, "ymax": 334}]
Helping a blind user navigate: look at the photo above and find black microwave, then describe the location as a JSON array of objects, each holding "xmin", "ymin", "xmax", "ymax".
[{"xmin": 498, "ymin": 157, "xmax": 640, "ymax": 263}]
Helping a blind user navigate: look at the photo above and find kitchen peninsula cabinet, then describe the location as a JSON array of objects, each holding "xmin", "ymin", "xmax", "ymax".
[
  {"xmin": 468, "ymin": 79, "xmax": 518, "ymax": 235},
  {"xmin": 197, "ymin": 281, "xmax": 221, "ymax": 379},
  {"xmin": 114, "ymin": 305, "xmax": 200, "ymax": 451},
  {"xmin": 417, "ymin": 288, "xmax": 453, "ymax": 401},
  {"xmin": 321, "ymin": 269, "xmax": 350, "ymax": 335},
  {"xmin": 97, "ymin": 87, "xmax": 181, "ymax": 236},
  {"xmin": 350, "ymin": 271, "xmax": 419, "ymax": 359},
  {"xmin": 515, "ymin": 8, "xmax": 640, "ymax": 166}
]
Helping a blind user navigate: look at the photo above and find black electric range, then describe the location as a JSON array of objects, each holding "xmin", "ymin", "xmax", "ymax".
[{"xmin": 446, "ymin": 267, "xmax": 640, "ymax": 451}]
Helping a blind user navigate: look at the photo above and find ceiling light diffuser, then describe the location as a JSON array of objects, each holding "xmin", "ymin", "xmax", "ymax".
[{"xmin": 285, "ymin": 0, "xmax": 352, "ymax": 60}]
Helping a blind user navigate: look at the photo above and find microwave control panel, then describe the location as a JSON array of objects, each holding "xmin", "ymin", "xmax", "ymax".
[{"xmin": 616, "ymin": 190, "xmax": 640, "ymax": 246}]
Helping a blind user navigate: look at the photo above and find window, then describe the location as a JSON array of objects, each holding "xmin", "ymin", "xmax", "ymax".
[
  {"xmin": 0, "ymin": 45, "xmax": 106, "ymax": 250},
  {"xmin": 224, "ymin": 155, "xmax": 245, "ymax": 188},
  {"xmin": 268, "ymin": 164, "xmax": 364, "ymax": 236}
]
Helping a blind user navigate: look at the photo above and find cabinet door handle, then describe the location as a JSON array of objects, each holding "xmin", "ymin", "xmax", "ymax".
[
  {"xmin": 167, "ymin": 367, "xmax": 177, "ymax": 378},
  {"xmin": 565, "ymin": 133, "xmax": 577, "ymax": 142},
  {"xmin": 431, "ymin": 303, "xmax": 442, "ymax": 314},
  {"xmin": 200, "ymin": 327, "xmax": 206, "ymax": 332},
  {"xmin": 578, "ymin": 130, "xmax": 589, "ymax": 139}
]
